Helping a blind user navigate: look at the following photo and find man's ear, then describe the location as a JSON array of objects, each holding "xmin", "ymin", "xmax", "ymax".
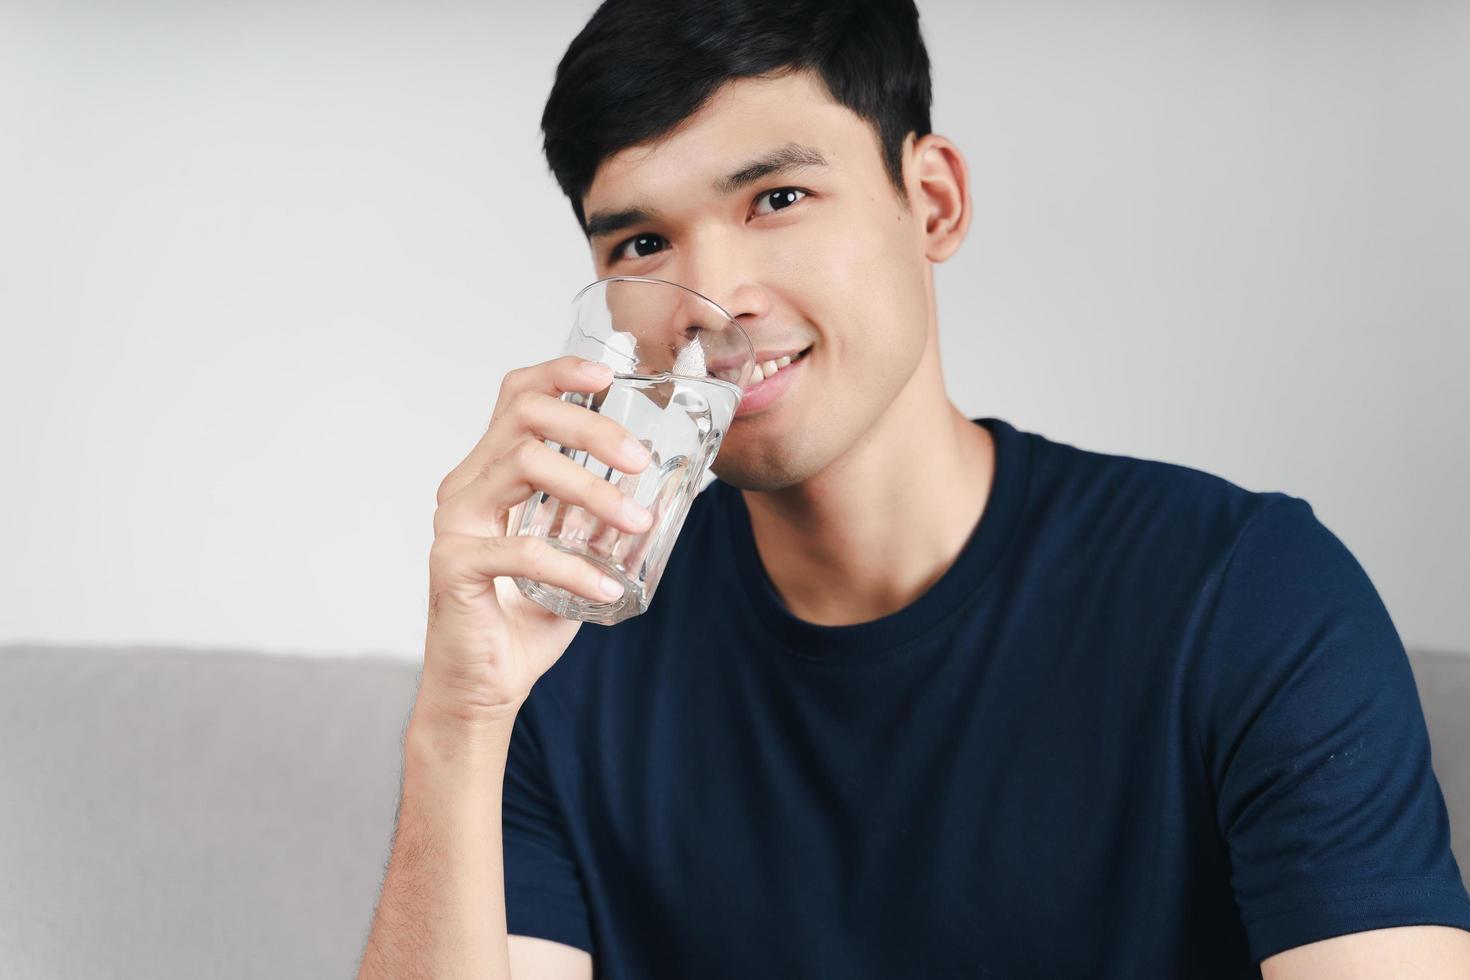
[{"xmin": 910, "ymin": 133, "xmax": 972, "ymax": 263}]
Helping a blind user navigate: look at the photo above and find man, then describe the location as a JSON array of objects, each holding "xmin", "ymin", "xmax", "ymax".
[{"xmin": 358, "ymin": 1, "xmax": 1470, "ymax": 977}]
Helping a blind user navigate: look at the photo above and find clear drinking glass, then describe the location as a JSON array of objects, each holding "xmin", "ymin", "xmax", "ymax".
[{"xmin": 512, "ymin": 276, "xmax": 756, "ymax": 625}]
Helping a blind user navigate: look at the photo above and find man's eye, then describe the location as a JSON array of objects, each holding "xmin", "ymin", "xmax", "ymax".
[
  {"xmin": 611, "ymin": 233, "xmax": 666, "ymax": 264},
  {"xmin": 608, "ymin": 188, "xmax": 809, "ymax": 264},
  {"xmin": 752, "ymin": 187, "xmax": 808, "ymax": 217}
]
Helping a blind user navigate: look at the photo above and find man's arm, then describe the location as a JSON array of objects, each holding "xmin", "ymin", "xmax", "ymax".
[
  {"xmin": 1190, "ymin": 497, "xmax": 1470, "ymax": 962},
  {"xmin": 509, "ymin": 935, "xmax": 594, "ymax": 979},
  {"xmin": 1260, "ymin": 924, "xmax": 1470, "ymax": 978},
  {"xmin": 357, "ymin": 704, "xmax": 588, "ymax": 980}
]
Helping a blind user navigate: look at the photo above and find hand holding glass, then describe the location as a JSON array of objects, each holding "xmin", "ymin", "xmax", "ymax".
[{"xmin": 512, "ymin": 276, "xmax": 756, "ymax": 625}]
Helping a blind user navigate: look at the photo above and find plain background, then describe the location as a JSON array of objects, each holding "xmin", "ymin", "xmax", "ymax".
[{"xmin": 1, "ymin": 0, "xmax": 1465, "ymax": 661}]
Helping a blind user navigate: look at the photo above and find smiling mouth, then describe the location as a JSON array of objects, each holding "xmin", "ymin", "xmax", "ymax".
[{"xmin": 712, "ymin": 346, "xmax": 811, "ymax": 385}]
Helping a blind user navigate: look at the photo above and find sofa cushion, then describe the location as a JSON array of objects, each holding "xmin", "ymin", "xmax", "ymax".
[{"xmin": 0, "ymin": 643, "xmax": 1465, "ymax": 978}]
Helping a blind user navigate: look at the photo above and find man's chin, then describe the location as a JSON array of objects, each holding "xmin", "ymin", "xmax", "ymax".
[{"xmin": 709, "ymin": 451, "xmax": 818, "ymax": 494}]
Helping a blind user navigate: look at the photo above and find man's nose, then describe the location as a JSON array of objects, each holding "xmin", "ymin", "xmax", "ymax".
[
  {"xmin": 677, "ymin": 279, "xmax": 763, "ymax": 326},
  {"xmin": 672, "ymin": 279, "xmax": 764, "ymax": 355},
  {"xmin": 663, "ymin": 230, "xmax": 765, "ymax": 321}
]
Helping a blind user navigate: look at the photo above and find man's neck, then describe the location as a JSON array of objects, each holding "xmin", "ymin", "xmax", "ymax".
[{"xmin": 739, "ymin": 352, "xmax": 996, "ymax": 627}]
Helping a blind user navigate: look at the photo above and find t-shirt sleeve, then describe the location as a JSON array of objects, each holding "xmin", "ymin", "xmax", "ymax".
[
  {"xmin": 501, "ymin": 699, "xmax": 595, "ymax": 955},
  {"xmin": 1191, "ymin": 496, "xmax": 1470, "ymax": 964}
]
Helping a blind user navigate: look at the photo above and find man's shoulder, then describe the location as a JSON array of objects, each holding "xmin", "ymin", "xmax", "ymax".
[
  {"xmin": 1012, "ymin": 425, "xmax": 1311, "ymax": 605},
  {"xmin": 1026, "ymin": 425, "xmax": 1292, "ymax": 541}
]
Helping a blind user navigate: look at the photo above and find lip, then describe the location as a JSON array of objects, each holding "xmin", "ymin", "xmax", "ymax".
[{"xmin": 734, "ymin": 348, "xmax": 807, "ymax": 418}]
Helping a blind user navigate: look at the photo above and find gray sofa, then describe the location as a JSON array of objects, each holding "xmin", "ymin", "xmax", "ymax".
[{"xmin": 1, "ymin": 643, "xmax": 1466, "ymax": 979}]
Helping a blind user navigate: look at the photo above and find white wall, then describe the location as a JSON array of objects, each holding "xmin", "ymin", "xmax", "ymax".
[{"xmin": 2, "ymin": 0, "xmax": 1465, "ymax": 659}]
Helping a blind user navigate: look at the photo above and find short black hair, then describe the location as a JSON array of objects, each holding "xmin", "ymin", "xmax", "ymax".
[{"xmin": 540, "ymin": 0, "xmax": 934, "ymax": 236}]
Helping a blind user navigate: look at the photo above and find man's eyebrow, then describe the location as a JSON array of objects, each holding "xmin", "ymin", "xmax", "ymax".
[
  {"xmin": 713, "ymin": 142, "xmax": 829, "ymax": 195},
  {"xmin": 585, "ymin": 205, "xmax": 663, "ymax": 243},
  {"xmin": 584, "ymin": 142, "xmax": 829, "ymax": 242}
]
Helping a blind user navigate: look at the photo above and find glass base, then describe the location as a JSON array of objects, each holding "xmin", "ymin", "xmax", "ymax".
[{"xmin": 513, "ymin": 544, "xmax": 649, "ymax": 626}]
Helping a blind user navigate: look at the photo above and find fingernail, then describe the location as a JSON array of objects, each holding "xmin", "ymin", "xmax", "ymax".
[
  {"xmin": 598, "ymin": 575, "xmax": 624, "ymax": 599},
  {"xmin": 580, "ymin": 360, "xmax": 613, "ymax": 381},
  {"xmin": 622, "ymin": 437, "xmax": 652, "ymax": 465},
  {"xmin": 622, "ymin": 495, "xmax": 652, "ymax": 527}
]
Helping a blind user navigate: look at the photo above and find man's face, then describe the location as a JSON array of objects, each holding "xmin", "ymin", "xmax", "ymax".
[{"xmin": 581, "ymin": 69, "xmax": 934, "ymax": 491}]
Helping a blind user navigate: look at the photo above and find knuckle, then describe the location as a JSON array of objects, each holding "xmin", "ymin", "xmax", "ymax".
[
  {"xmin": 435, "ymin": 470, "xmax": 458, "ymax": 505},
  {"xmin": 511, "ymin": 437, "xmax": 544, "ymax": 467},
  {"xmin": 427, "ymin": 533, "xmax": 455, "ymax": 571},
  {"xmin": 499, "ymin": 366, "xmax": 528, "ymax": 395},
  {"xmin": 509, "ymin": 387, "xmax": 538, "ymax": 416},
  {"xmin": 504, "ymin": 437, "xmax": 529, "ymax": 460},
  {"xmin": 431, "ymin": 501, "xmax": 456, "ymax": 537}
]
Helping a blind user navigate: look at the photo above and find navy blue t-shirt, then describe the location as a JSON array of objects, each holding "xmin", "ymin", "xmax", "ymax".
[{"xmin": 502, "ymin": 416, "xmax": 1470, "ymax": 978}]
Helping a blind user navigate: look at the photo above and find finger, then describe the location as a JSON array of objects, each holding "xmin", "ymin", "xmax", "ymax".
[
  {"xmin": 581, "ymin": 462, "xmax": 651, "ymax": 561},
  {"xmin": 431, "ymin": 532, "xmax": 627, "ymax": 605},
  {"xmin": 437, "ymin": 356, "xmax": 619, "ymax": 506},
  {"xmin": 619, "ymin": 464, "xmax": 685, "ymax": 573},
  {"xmin": 490, "ymin": 355, "xmax": 614, "ymax": 430},
  {"xmin": 436, "ymin": 437, "xmax": 654, "ymax": 540},
  {"xmin": 512, "ymin": 392, "xmax": 655, "ymax": 474}
]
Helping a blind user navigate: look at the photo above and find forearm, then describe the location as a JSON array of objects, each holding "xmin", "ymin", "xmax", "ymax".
[{"xmin": 358, "ymin": 703, "xmax": 518, "ymax": 980}]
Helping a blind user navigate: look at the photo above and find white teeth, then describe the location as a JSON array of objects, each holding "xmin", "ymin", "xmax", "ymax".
[{"xmin": 746, "ymin": 351, "xmax": 804, "ymax": 384}]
